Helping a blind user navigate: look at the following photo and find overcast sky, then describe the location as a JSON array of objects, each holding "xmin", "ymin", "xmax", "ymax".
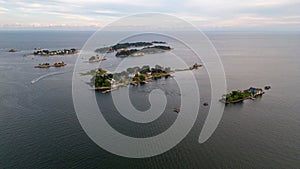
[{"xmin": 0, "ymin": 0, "xmax": 300, "ymax": 30}]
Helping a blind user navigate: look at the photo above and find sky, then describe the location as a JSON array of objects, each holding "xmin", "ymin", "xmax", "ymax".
[{"xmin": 0, "ymin": 0, "xmax": 300, "ymax": 30}]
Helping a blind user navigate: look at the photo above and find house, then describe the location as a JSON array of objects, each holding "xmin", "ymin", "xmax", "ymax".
[{"xmin": 246, "ymin": 87, "xmax": 263, "ymax": 95}]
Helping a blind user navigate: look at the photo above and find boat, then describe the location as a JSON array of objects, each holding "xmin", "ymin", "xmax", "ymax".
[
  {"xmin": 173, "ymin": 108, "xmax": 180, "ymax": 113},
  {"xmin": 264, "ymin": 86, "xmax": 271, "ymax": 90}
]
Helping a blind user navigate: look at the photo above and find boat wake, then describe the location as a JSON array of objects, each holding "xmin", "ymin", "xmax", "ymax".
[{"xmin": 31, "ymin": 71, "xmax": 70, "ymax": 84}]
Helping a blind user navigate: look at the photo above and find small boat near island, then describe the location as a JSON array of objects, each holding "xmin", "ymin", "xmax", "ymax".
[
  {"xmin": 264, "ymin": 85, "xmax": 271, "ymax": 90},
  {"xmin": 173, "ymin": 108, "xmax": 180, "ymax": 113}
]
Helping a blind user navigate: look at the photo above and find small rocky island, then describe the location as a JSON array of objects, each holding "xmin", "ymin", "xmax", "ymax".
[
  {"xmin": 220, "ymin": 87, "xmax": 265, "ymax": 104},
  {"xmin": 95, "ymin": 41, "xmax": 172, "ymax": 57},
  {"xmin": 33, "ymin": 48, "xmax": 79, "ymax": 56},
  {"xmin": 34, "ymin": 61, "xmax": 66, "ymax": 68},
  {"xmin": 86, "ymin": 55, "xmax": 106, "ymax": 63},
  {"xmin": 9, "ymin": 49, "xmax": 18, "ymax": 52},
  {"xmin": 83, "ymin": 63, "xmax": 202, "ymax": 93}
]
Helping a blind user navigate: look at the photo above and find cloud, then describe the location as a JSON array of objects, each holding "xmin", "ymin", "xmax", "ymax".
[
  {"xmin": 62, "ymin": 0, "xmax": 160, "ymax": 6},
  {"xmin": 93, "ymin": 10, "xmax": 124, "ymax": 15},
  {"xmin": 0, "ymin": 7, "xmax": 8, "ymax": 14},
  {"xmin": 0, "ymin": 0, "xmax": 300, "ymax": 30},
  {"xmin": 200, "ymin": 14, "xmax": 300, "ymax": 29}
]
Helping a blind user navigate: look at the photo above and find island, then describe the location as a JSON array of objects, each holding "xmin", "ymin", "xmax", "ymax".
[
  {"xmin": 83, "ymin": 63, "xmax": 202, "ymax": 93},
  {"xmin": 116, "ymin": 46, "xmax": 172, "ymax": 57},
  {"xmin": 86, "ymin": 56, "xmax": 106, "ymax": 63},
  {"xmin": 95, "ymin": 41, "xmax": 172, "ymax": 57},
  {"xmin": 34, "ymin": 61, "xmax": 66, "ymax": 68},
  {"xmin": 9, "ymin": 49, "xmax": 18, "ymax": 52},
  {"xmin": 32, "ymin": 48, "xmax": 79, "ymax": 56},
  {"xmin": 220, "ymin": 87, "xmax": 265, "ymax": 104},
  {"xmin": 34, "ymin": 63, "xmax": 51, "ymax": 68}
]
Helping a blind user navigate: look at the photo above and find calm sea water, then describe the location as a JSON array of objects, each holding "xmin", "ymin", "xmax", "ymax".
[{"xmin": 0, "ymin": 30, "xmax": 299, "ymax": 168}]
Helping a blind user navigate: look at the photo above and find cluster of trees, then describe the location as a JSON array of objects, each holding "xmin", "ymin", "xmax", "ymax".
[
  {"xmin": 91, "ymin": 68, "xmax": 111, "ymax": 88},
  {"xmin": 33, "ymin": 48, "xmax": 77, "ymax": 55},
  {"xmin": 94, "ymin": 76, "xmax": 111, "ymax": 88},
  {"xmin": 91, "ymin": 65, "xmax": 172, "ymax": 87},
  {"xmin": 39, "ymin": 63, "xmax": 50, "ymax": 65},
  {"xmin": 112, "ymin": 42, "xmax": 153, "ymax": 50},
  {"xmin": 89, "ymin": 56, "xmax": 98, "ymax": 61},
  {"xmin": 116, "ymin": 49, "xmax": 139, "ymax": 57},
  {"xmin": 133, "ymin": 74, "xmax": 146, "ymax": 82},
  {"xmin": 115, "ymin": 45, "xmax": 172, "ymax": 57},
  {"xmin": 127, "ymin": 65, "xmax": 171, "ymax": 75},
  {"xmin": 143, "ymin": 46, "xmax": 171, "ymax": 51},
  {"xmin": 226, "ymin": 90, "xmax": 250, "ymax": 102},
  {"xmin": 151, "ymin": 41, "xmax": 167, "ymax": 44},
  {"xmin": 95, "ymin": 41, "xmax": 170, "ymax": 54},
  {"xmin": 95, "ymin": 47, "xmax": 111, "ymax": 53},
  {"xmin": 111, "ymin": 71, "xmax": 130, "ymax": 82}
]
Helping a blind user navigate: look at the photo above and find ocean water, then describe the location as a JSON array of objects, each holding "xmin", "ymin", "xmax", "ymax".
[{"xmin": 0, "ymin": 30, "xmax": 299, "ymax": 168}]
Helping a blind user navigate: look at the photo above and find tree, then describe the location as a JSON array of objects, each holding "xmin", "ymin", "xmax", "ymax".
[
  {"xmin": 155, "ymin": 65, "xmax": 162, "ymax": 70},
  {"xmin": 120, "ymin": 71, "xmax": 128, "ymax": 77},
  {"xmin": 96, "ymin": 68, "xmax": 107, "ymax": 75},
  {"xmin": 139, "ymin": 74, "xmax": 146, "ymax": 81},
  {"xmin": 141, "ymin": 65, "xmax": 150, "ymax": 71},
  {"xmin": 104, "ymin": 79, "xmax": 111, "ymax": 87},
  {"xmin": 89, "ymin": 56, "xmax": 96, "ymax": 61},
  {"xmin": 133, "ymin": 66, "xmax": 140, "ymax": 73},
  {"xmin": 127, "ymin": 67, "xmax": 135, "ymax": 74},
  {"xmin": 164, "ymin": 67, "xmax": 171, "ymax": 73},
  {"xmin": 107, "ymin": 73, "xmax": 113, "ymax": 79}
]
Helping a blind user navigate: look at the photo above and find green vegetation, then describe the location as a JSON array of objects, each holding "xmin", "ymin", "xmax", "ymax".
[
  {"xmin": 116, "ymin": 49, "xmax": 139, "ymax": 57},
  {"xmin": 83, "ymin": 63, "xmax": 202, "ymax": 93},
  {"xmin": 116, "ymin": 46, "xmax": 172, "ymax": 57},
  {"xmin": 133, "ymin": 74, "xmax": 146, "ymax": 82},
  {"xmin": 90, "ymin": 68, "xmax": 112, "ymax": 88},
  {"xmin": 111, "ymin": 42, "xmax": 153, "ymax": 50},
  {"xmin": 151, "ymin": 41, "xmax": 167, "ymax": 44},
  {"xmin": 144, "ymin": 45, "xmax": 171, "ymax": 51},
  {"xmin": 222, "ymin": 87, "xmax": 265, "ymax": 104},
  {"xmin": 95, "ymin": 41, "xmax": 172, "ymax": 57},
  {"xmin": 95, "ymin": 42, "xmax": 155, "ymax": 53},
  {"xmin": 224, "ymin": 90, "xmax": 251, "ymax": 102},
  {"xmin": 33, "ymin": 48, "xmax": 78, "ymax": 56},
  {"xmin": 94, "ymin": 47, "xmax": 112, "ymax": 53},
  {"xmin": 89, "ymin": 65, "xmax": 172, "ymax": 91},
  {"xmin": 89, "ymin": 56, "xmax": 97, "ymax": 61}
]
